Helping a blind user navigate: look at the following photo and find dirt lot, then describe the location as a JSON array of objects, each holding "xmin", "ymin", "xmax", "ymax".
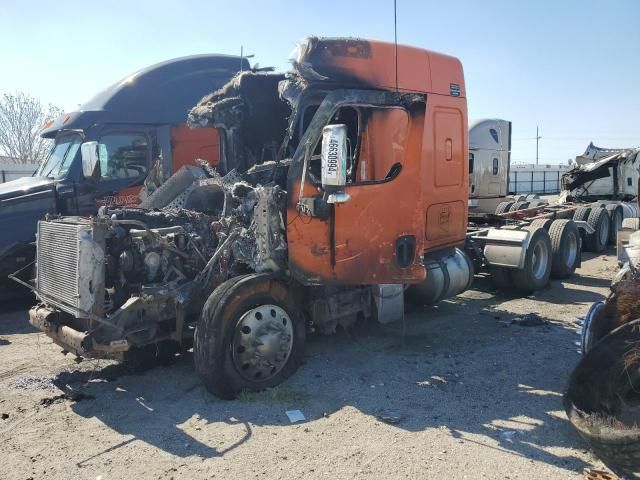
[{"xmin": 0, "ymin": 250, "xmax": 619, "ymax": 480}]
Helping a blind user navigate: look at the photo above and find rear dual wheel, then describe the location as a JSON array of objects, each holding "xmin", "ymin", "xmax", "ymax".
[
  {"xmin": 529, "ymin": 218, "xmax": 554, "ymax": 231},
  {"xmin": 572, "ymin": 206, "xmax": 591, "ymax": 223},
  {"xmin": 194, "ymin": 274, "xmax": 305, "ymax": 400},
  {"xmin": 490, "ymin": 226, "xmax": 552, "ymax": 293},
  {"xmin": 549, "ymin": 220, "xmax": 580, "ymax": 278},
  {"xmin": 585, "ymin": 207, "xmax": 610, "ymax": 252},
  {"xmin": 512, "ymin": 226, "xmax": 552, "ymax": 292},
  {"xmin": 605, "ymin": 204, "xmax": 624, "ymax": 245},
  {"xmin": 509, "ymin": 201, "xmax": 530, "ymax": 212},
  {"xmin": 495, "ymin": 201, "xmax": 514, "ymax": 214}
]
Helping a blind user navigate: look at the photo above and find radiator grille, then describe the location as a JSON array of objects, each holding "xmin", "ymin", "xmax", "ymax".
[{"xmin": 36, "ymin": 221, "xmax": 82, "ymax": 309}]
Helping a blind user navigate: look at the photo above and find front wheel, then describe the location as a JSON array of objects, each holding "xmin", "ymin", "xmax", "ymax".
[{"xmin": 194, "ymin": 274, "xmax": 306, "ymax": 400}]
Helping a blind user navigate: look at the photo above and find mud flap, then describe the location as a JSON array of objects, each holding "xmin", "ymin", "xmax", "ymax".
[{"xmin": 482, "ymin": 229, "xmax": 530, "ymax": 269}]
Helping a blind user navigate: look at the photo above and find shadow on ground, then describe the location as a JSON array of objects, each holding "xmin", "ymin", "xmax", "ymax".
[
  {"xmin": 6, "ymin": 250, "xmax": 612, "ymax": 474},
  {"xmin": 51, "ymin": 302, "xmax": 591, "ymax": 475},
  {"xmin": 0, "ymin": 296, "xmax": 38, "ymax": 336}
]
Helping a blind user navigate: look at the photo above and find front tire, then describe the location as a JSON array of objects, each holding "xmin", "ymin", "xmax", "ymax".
[{"xmin": 194, "ymin": 274, "xmax": 306, "ymax": 400}]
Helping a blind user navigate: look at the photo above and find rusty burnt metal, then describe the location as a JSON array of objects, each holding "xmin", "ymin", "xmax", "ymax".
[
  {"xmin": 565, "ymin": 278, "xmax": 640, "ymax": 478},
  {"xmin": 561, "ymin": 144, "xmax": 640, "ymax": 202}
]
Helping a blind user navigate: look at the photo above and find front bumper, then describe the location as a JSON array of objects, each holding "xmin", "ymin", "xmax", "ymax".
[{"xmin": 28, "ymin": 305, "xmax": 129, "ymax": 360}]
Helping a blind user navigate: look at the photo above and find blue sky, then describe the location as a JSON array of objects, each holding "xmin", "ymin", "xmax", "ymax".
[{"xmin": 2, "ymin": 0, "xmax": 638, "ymax": 164}]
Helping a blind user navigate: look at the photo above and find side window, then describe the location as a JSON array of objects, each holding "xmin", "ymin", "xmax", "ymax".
[
  {"xmin": 628, "ymin": 177, "xmax": 633, "ymax": 186},
  {"xmin": 353, "ymin": 107, "xmax": 408, "ymax": 183},
  {"xmin": 308, "ymin": 106, "xmax": 408, "ymax": 184},
  {"xmin": 492, "ymin": 158, "xmax": 499, "ymax": 175},
  {"xmin": 469, "ymin": 152, "xmax": 474, "ymax": 174},
  {"xmin": 97, "ymin": 134, "xmax": 149, "ymax": 180}
]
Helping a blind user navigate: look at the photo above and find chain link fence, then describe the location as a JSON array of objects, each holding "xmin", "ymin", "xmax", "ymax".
[
  {"xmin": 509, "ymin": 169, "xmax": 564, "ymax": 195},
  {"xmin": 0, "ymin": 164, "xmax": 39, "ymax": 183}
]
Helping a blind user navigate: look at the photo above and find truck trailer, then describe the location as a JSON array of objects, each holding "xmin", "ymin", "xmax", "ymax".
[
  {"xmin": 23, "ymin": 37, "xmax": 584, "ymax": 399},
  {"xmin": 0, "ymin": 54, "xmax": 248, "ymax": 298}
]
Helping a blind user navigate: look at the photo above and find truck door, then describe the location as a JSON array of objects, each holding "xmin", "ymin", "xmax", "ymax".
[
  {"xmin": 287, "ymin": 91, "xmax": 427, "ymax": 285},
  {"xmin": 79, "ymin": 129, "xmax": 152, "ymax": 211}
]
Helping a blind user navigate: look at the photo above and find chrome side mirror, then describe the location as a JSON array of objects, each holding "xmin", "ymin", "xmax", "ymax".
[
  {"xmin": 80, "ymin": 141, "xmax": 100, "ymax": 177},
  {"xmin": 321, "ymin": 124, "xmax": 350, "ymax": 204}
]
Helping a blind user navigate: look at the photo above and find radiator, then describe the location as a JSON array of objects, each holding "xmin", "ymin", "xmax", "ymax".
[{"xmin": 36, "ymin": 220, "xmax": 105, "ymax": 317}]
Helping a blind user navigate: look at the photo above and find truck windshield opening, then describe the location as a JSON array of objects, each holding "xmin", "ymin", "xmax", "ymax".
[{"xmin": 37, "ymin": 134, "xmax": 82, "ymax": 179}]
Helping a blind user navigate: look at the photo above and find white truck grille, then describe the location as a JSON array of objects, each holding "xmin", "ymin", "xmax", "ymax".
[{"xmin": 36, "ymin": 220, "xmax": 104, "ymax": 317}]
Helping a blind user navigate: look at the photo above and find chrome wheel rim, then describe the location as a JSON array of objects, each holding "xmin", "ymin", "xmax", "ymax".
[
  {"xmin": 531, "ymin": 240, "xmax": 549, "ymax": 280},
  {"xmin": 232, "ymin": 304, "xmax": 294, "ymax": 382},
  {"xmin": 582, "ymin": 301, "xmax": 605, "ymax": 355},
  {"xmin": 565, "ymin": 232, "xmax": 578, "ymax": 267}
]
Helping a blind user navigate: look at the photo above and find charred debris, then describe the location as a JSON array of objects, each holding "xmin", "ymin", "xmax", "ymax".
[
  {"xmin": 62, "ymin": 39, "xmax": 397, "ymax": 340},
  {"xmin": 561, "ymin": 143, "xmax": 640, "ymax": 202},
  {"xmin": 565, "ymin": 262, "xmax": 640, "ymax": 477}
]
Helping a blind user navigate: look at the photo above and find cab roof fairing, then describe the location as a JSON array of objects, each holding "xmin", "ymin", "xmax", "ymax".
[
  {"xmin": 289, "ymin": 36, "xmax": 466, "ymax": 97},
  {"xmin": 468, "ymin": 118, "xmax": 511, "ymax": 151},
  {"xmin": 42, "ymin": 54, "xmax": 249, "ymax": 139}
]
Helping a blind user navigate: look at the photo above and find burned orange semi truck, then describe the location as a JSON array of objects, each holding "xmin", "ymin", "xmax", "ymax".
[{"xmin": 24, "ymin": 38, "xmax": 579, "ymax": 399}]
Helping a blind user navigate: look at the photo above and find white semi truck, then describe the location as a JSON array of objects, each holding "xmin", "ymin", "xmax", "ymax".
[{"xmin": 468, "ymin": 119, "xmax": 640, "ymax": 252}]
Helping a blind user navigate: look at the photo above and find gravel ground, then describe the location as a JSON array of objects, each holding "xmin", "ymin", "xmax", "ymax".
[{"xmin": 0, "ymin": 250, "xmax": 619, "ymax": 479}]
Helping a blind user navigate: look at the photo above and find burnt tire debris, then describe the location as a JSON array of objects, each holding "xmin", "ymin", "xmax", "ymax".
[{"xmin": 565, "ymin": 280, "xmax": 640, "ymax": 478}]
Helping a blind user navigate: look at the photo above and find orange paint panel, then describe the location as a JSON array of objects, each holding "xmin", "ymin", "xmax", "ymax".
[
  {"xmin": 170, "ymin": 125, "xmax": 220, "ymax": 172},
  {"xmin": 356, "ymin": 109, "xmax": 408, "ymax": 182},
  {"xmin": 288, "ymin": 106, "xmax": 427, "ymax": 285},
  {"xmin": 286, "ymin": 178, "xmax": 334, "ymax": 283},
  {"xmin": 428, "ymin": 53, "xmax": 466, "ymax": 98},
  {"xmin": 288, "ymin": 39, "xmax": 468, "ymax": 284},
  {"xmin": 425, "ymin": 201, "xmax": 466, "ymax": 242},
  {"xmin": 304, "ymin": 39, "xmax": 465, "ymax": 96},
  {"xmin": 433, "ymin": 109, "xmax": 464, "ymax": 187},
  {"xmin": 421, "ymin": 96, "xmax": 468, "ymax": 252}
]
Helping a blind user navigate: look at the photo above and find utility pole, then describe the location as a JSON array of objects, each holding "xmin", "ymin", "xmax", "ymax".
[
  {"xmin": 239, "ymin": 46, "xmax": 254, "ymax": 72},
  {"xmin": 535, "ymin": 126, "xmax": 541, "ymax": 165}
]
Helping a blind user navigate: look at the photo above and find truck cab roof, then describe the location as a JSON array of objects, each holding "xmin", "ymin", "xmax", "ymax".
[
  {"xmin": 293, "ymin": 37, "xmax": 465, "ymax": 97},
  {"xmin": 41, "ymin": 54, "xmax": 250, "ymax": 138},
  {"xmin": 469, "ymin": 118, "xmax": 511, "ymax": 151}
]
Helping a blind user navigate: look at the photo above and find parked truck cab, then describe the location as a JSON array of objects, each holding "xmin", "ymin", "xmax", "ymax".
[
  {"xmin": 0, "ymin": 54, "xmax": 248, "ymax": 296},
  {"xmin": 467, "ymin": 118, "xmax": 511, "ymax": 213}
]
